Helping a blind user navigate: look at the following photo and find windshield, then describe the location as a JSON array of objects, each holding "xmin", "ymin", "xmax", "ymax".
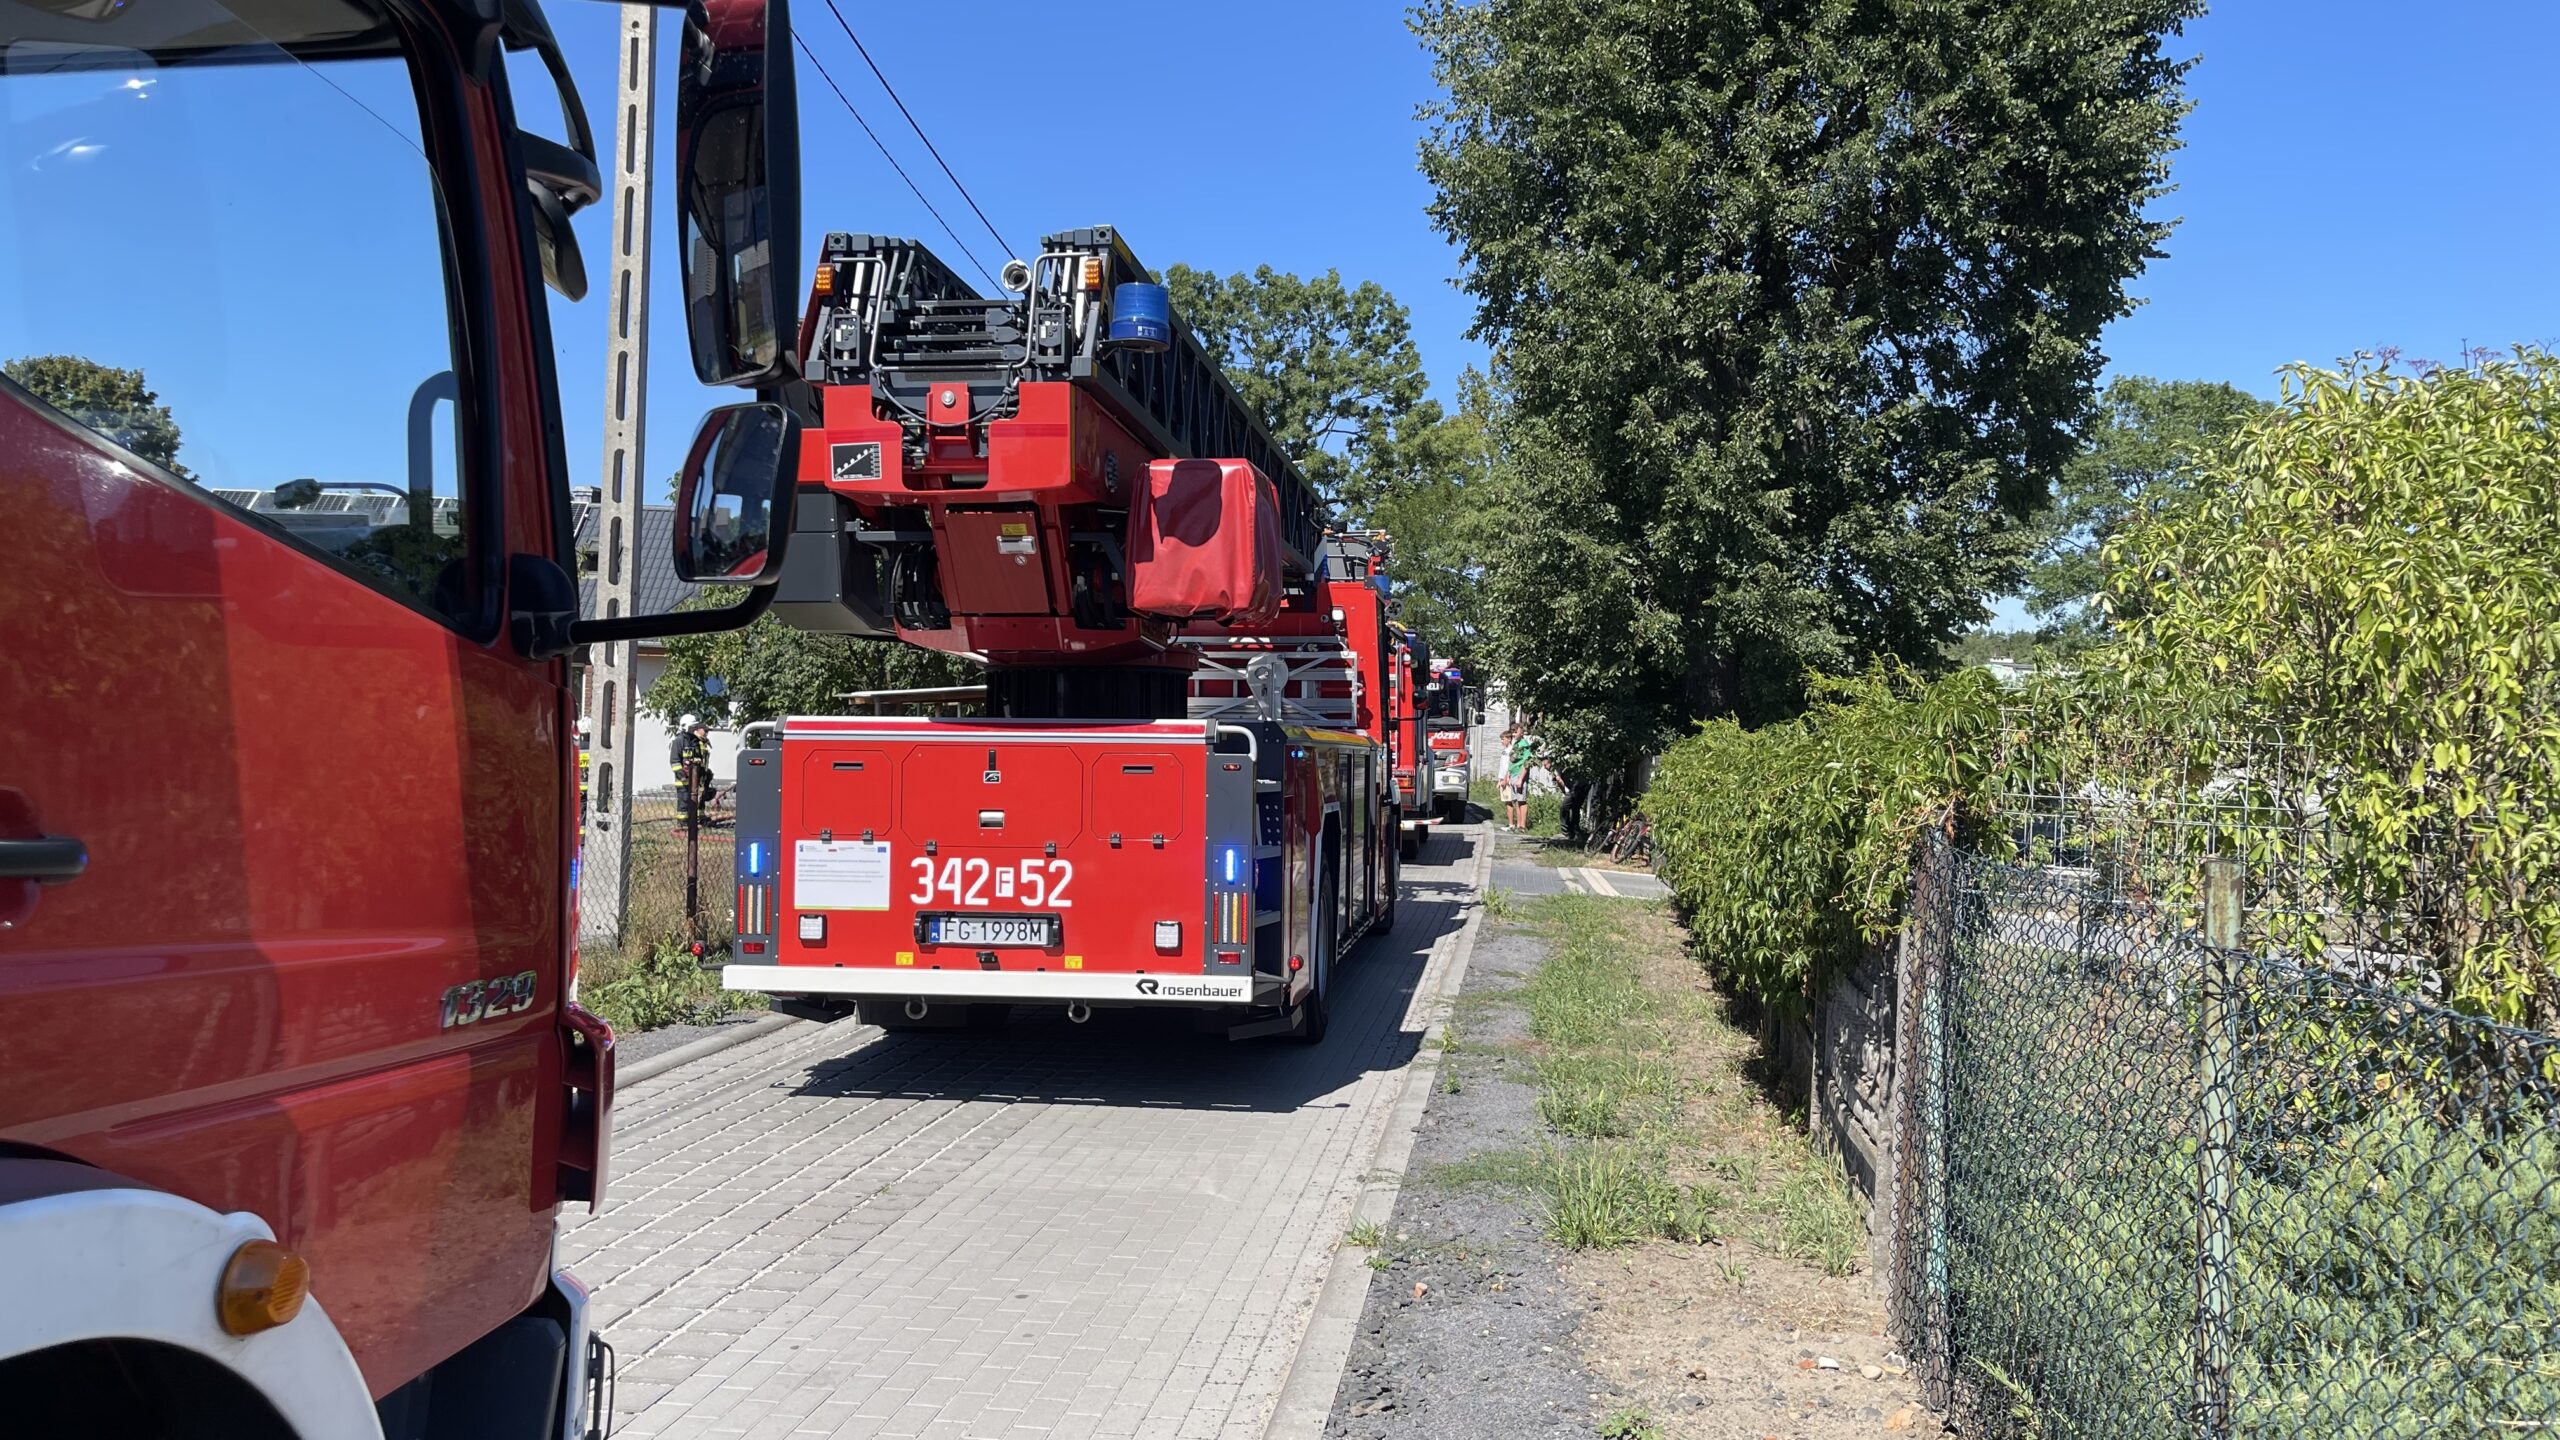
[
  {"xmin": 1, "ymin": 0, "xmax": 478, "ymax": 625},
  {"xmin": 1423, "ymin": 677, "xmax": 1466, "ymax": 722}
]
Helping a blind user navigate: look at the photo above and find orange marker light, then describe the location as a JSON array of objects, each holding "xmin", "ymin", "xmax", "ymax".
[
  {"xmin": 812, "ymin": 264, "xmax": 835, "ymax": 298},
  {"xmin": 218, "ymin": 1240, "xmax": 311, "ymax": 1336},
  {"xmin": 1080, "ymin": 257, "xmax": 1104, "ymax": 290}
]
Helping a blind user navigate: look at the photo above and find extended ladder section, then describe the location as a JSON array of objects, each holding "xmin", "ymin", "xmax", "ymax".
[{"xmin": 806, "ymin": 228, "xmax": 1327, "ymax": 571}]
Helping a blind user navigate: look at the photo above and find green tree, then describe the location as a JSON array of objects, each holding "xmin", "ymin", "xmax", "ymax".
[
  {"xmin": 1414, "ymin": 0, "xmax": 2201, "ymax": 773},
  {"xmin": 1162, "ymin": 263, "xmax": 1441, "ymax": 517},
  {"xmin": 643, "ymin": 591, "xmax": 979, "ymax": 725},
  {"xmin": 3, "ymin": 354, "xmax": 191, "ymax": 476},
  {"xmin": 1368, "ymin": 369, "xmax": 1499, "ymax": 675},
  {"xmin": 2027, "ymin": 376, "xmax": 2269, "ymax": 647},
  {"xmin": 1166, "ymin": 264, "xmax": 1497, "ymax": 676}
]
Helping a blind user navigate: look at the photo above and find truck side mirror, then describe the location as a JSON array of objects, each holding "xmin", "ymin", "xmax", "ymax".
[
  {"xmin": 674, "ymin": 403, "xmax": 793, "ymax": 584},
  {"xmin": 676, "ymin": 0, "xmax": 801, "ymax": 388}
]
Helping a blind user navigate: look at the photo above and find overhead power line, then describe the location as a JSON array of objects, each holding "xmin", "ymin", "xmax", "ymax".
[
  {"xmin": 813, "ymin": 0, "xmax": 1024, "ymax": 265},
  {"xmin": 792, "ymin": 30, "xmax": 1000, "ymax": 290}
]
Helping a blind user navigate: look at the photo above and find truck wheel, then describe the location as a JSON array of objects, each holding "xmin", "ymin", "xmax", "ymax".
[
  {"xmin": 1398, "ymin": 828, "xmax": 1420, "ymax": 863},
  {"xmin": 1378, "ymin": 841, "xmax": 1399, "ymax": 933},
  {"xmin": 1295, "ymin": 863, "xmax": 1336, "ymax": 1045},
  {"xmin": 1438, "ymin": 794, "xmax": 1465, "ymax": 825}
]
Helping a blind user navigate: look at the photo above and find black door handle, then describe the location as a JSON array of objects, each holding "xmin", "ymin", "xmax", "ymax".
[{"xmin": 0, "ymin": 836, "xmax": 86, "ymax": 883}]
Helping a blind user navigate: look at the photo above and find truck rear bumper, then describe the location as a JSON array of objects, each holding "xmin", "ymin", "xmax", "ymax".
[{"xmin": 723, "ymin": 964, "xmax": 1270, "ymax": 1007}]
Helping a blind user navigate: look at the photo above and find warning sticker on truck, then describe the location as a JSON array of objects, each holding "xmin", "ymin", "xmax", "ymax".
[{"xmin": 795, "ymin": 840, "xmax": 893, "ymax": 910}]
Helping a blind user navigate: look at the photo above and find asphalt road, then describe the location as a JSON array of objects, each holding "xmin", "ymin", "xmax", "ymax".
[{"xmin": 561, "ymin": 826, "xmax": 1487, "ymax": 1440}]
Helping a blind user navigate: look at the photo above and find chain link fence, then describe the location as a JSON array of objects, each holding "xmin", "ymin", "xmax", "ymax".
[
  {"xmin": 1888, "ymin": 833, "xmax": 2560, "ymax": 1438},
  {"xmin": 619, "ymin": 782, "xmax": 737, "ymax": 952}
]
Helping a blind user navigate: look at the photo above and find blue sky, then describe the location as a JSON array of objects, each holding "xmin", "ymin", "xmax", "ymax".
[
  {"xmin": 537, "ymin": 0, "xmax": 2560, "ymax": 517},
  {"xmin": 7, "ymin": 2, "xmax": 2551, "ymax": 583}
]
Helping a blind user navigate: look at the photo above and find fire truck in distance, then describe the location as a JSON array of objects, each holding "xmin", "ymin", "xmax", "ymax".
[
  {"xmin": 1422, "ymin": 660, "xmax": 1476, "ymax": 823},
  {"xmin": 1, "ymin": 0, "xmax": 809, "ymax": 1431},
  {"xmin": 721, "ymin": 228, "xmax": 1415, "ymax": 1040},
  {"xmin": 1381, "ymin": 619, "xmax": 1439, "ymax": 858}
]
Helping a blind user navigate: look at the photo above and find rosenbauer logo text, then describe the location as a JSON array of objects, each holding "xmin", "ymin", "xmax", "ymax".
[{"xmin": 1134, "ymin": 978, "xmax": 1242, "ymax": 1000}]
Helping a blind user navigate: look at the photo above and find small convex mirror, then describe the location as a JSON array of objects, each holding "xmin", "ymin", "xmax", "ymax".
[{"xmin": 674, "ymin": 402, "xmax": 794, "ymax": 584}]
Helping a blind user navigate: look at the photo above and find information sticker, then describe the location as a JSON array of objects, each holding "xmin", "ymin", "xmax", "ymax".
[{"xmin": 795, "ymin": 840, "xmax": 893, "ymax": 911}]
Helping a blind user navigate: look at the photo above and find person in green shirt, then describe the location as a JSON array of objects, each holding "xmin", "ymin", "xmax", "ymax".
[{"xmin": 1502, "ymin": 724, "xmax": 1537, "ymax": 831}]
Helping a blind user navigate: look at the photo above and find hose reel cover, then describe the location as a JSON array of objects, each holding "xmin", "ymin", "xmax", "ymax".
[{"xmin": 1128, "ymin": 458, "xmax": 1283, "ymax": 625}]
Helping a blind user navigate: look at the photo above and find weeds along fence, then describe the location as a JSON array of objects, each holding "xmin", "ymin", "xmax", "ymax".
[
  {"xmin": 1887, "ymin": 830, "xmax": 2560, "ymax": 1439},
  {"xmin": 616, "ymin": 788, "xmax": 738, "ymax": 952}
]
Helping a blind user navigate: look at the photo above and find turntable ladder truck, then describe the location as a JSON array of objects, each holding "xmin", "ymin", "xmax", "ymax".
[{"xmin": 720, "ymin": 228, "xmax": 1406, "ymax": 1041}]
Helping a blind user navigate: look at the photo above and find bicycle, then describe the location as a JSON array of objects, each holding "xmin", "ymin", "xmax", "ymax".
[{"xmin": 1600, "ymin": 812, "xmax": 1651, "ymax": 867}]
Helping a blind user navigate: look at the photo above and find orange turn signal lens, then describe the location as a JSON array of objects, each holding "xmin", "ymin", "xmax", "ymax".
[
  {"xmin": 812, "ymin": 263, "xmax": 835, "ymax": 298},
  {"xmin": 217, "ymin": 1240, "xmax": 311, "ymax": 1336},
  {"xmin": 1080, "ymin": 257, "xmax": 1104, "ymax": 289}
]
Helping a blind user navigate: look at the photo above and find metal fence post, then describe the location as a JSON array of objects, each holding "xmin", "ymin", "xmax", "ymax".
[
  {"xmin": 683, "ymin": 757, "xmax": 703, "ymax": 950},
  {"xmin": 2194, "ymin": 858, "xmax": 2242, "ymax": 1440}
]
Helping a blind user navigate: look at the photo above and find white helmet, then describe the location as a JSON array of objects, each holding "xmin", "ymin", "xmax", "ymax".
[
  {"xmin": 575, "ymin": 716, "xmax": 594, "ymax": 736},
  {"xmin": 679, "ymin": 713, "xmax": 700, "ymax": 729}
]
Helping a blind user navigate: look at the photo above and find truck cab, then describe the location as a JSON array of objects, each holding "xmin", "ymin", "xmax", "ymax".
[{"xmin": 0, "ymin": 0, "xmax": 805, "ymax": 1431}]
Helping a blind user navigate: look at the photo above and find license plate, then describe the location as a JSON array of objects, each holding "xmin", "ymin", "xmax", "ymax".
[{"xmin": 927, "ymin": 914, "xmax": 1058, "ymax": 947}]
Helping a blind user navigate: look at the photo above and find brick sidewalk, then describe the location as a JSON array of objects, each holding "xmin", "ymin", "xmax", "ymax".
[{"xmin": 562, "ymin": 828, "xmax": 1484, "ymax": 1440}]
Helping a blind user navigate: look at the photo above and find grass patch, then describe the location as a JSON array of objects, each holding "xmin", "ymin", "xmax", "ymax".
[
  {"xmin": 1774, "ymin": 1153, "xmax": 1867, "ymax": 1277},
  {"xmin": 1526, "ymin": 792, "xmax": 1563, "ymax": 837},
  {"xmin": 1537, "ymin": 1082, "xmax": 1626, "ymax": 1139},
  {"xmin": 1597, "ymin": 1406, "xmax": 1662, "ymax": 1440},
  {"xmin": 1481, "ymin": 884, "xmax": 1520, "ymax": 921},
  {"xmin": 1430, "ymin": 1147, "xmax": 1552, "ymax": 1192},
  {"xmin": 1344, "ymin": 1219, "xmax": 1386, "ymax": 1249},
  {"xmin": 580, "ymin": 933, "xmax": 762, "ymax": 1034},
  {"xmin": 1469, "ymin": 894, "xmax": 1874, "ymax": 1266},
  {"xmin": 1547, "ymin": 1145, "xmax": 1721, "ymax": 1247}
]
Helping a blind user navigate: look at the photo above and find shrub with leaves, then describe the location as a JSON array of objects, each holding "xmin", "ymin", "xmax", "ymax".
[
  {"xmin": 1644, "ymin": 666, "xmax": 2000, "ymax": 1010},
  {"xmin": 2113, "ymin": 352, "xmax": 2560, "ymax": 1024},
  {"xmin": 582, "ymin": 935, "xmax": 748, "ymax": 1034}
]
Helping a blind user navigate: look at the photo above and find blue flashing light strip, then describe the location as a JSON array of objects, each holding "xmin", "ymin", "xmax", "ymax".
[
  {"xmin": 747, "ymin": 841, "xmax": 764, "ymax": 876},
  {"xmin": 1223, "ymin": 846, "xmax": 1240, "ymax": 884}
]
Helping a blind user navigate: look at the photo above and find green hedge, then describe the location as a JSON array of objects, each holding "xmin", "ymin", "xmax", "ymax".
[{"xmin": 1643, "ymin": 667, "xmax": 2000, "ymax": 1011}]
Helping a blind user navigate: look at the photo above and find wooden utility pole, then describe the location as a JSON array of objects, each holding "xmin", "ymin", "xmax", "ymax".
[{"xmin": 579, "ymin": 3, "xmax": 659, "ymax": 950}]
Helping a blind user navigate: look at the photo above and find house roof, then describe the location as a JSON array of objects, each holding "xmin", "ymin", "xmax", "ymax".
[
  {"xmin": 572, "ymin": 499, "xmax": 686, "ymax": 618},
  {"xmin": 208, "ymin": 487, "xmax": 463, "ymax": 541}
]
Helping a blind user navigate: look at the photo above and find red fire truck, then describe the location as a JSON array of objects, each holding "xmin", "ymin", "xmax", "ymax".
[
  {"xmin": 0, "ymin": 0, "xmax": 808, "ymax": 1431},
  {"xmin": 1381, "ymin": 617, "xmax": 1439, "ymax": 860},
  {"xmin": 1422, "ymin": 660, "xmax": 1476, "ymax": 823},
  {"xmin": 720, "ymin": 228, "xmax": 1409, "ymax": 1041}
]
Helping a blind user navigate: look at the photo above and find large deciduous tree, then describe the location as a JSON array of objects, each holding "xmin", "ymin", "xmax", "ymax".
[
  {"xmin": 2027, "ymin": 375, "xmax": 2269, "ymax": 647},
  {"xmin": 1415, "ymin": 0, "xmax": 2201, "ymax": 774},
  {"xmin": 4, "ymin": 354, "xmax": 191, "ymax": 476},
  {"xmin": 643, "ymin": 594, "xmax": 979, "ymax": 726},
  {"xmin": 1167, "ymin": 264, "xmax": 1494, "ymax": 673},
  {"xmin": 1163, "ymin": 263, "xmax": 1442, "ymax": 518}
]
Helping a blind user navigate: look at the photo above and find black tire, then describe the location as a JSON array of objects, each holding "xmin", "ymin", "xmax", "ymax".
[
  {"xmin": 1378, "ymin": 835, "xmax": 1399, "ymax": 933},
  {"xmin": 1398, "ymin": 827, "xmax": 1420, "ymax": 862},
  {"xmin": 1295, "ymin": 856, "xmax": 1336, "ymax": 1045},
  {"xmin": 1437, "ymin": 794, "xmax": 1465, "ymax": 825}
]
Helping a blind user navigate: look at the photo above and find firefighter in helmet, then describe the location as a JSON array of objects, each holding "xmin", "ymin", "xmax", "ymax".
[
  {"xmin": 670, "ymin": 714, "xmax": 713, "ymax": 819},
  {"xmin": 575, "ymin": 716, "xmax": 594, "ymax": 824}
]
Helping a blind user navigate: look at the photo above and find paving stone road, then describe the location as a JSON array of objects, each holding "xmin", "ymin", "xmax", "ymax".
[{"xmin": 563, "ymin": 826, "xmax": 1486, "ymax": 1440}]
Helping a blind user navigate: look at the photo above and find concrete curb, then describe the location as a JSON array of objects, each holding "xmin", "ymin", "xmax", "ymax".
[
  {"xmin": 1262, "ymin": 823, "xmax": 1501, "ymax": 1440},
  {"xmin": 618, "ymin": 1012, "xmax": 803, "ymax": 1088}
]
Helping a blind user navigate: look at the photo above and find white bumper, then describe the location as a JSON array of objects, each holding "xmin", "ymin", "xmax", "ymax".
[
  {"xmin": 0, "ymin": 1178, "xmax": 379, "ymax": 1439},
  {"xmin": 724, "ymin": 964, "xmax": 1260, "ymax": 1006}
]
